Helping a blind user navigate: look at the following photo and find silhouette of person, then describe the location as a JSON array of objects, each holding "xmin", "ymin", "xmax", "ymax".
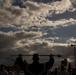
[
  {"xmin": 61, "ymin": 59, "xmax": 67, "ymax": 69},
  {"xmin": 57, "ymin": 64, "xmax": 68, "ymax": 75},
  {"xmin": 15, "ymin": 54, "xmax": 26, "ymax": 70},
  {"xmin": 15, "ymin": 53, "xmax": 54, "ymax": 75}
]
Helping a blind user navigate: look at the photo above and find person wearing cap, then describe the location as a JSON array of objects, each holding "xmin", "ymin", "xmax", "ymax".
[{"xmin": 25, "ymin": 54, "xmax": 54, "ymax": 75}]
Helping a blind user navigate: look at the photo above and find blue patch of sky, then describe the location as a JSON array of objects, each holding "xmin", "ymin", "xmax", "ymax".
[
  {"xmin": 43, "ymin": 24, "xmax": 76, "ymax": 37},
  {"xmin": 46, "ymin": 10, "xmax": 76, "ymax": 21},
  {"xmin": 12, "ymin": 0, "xmax": 62, "ymax": 8},
  {"xmin": 33, "ymin": 0, "xmax": 61, "ymax": 3},
  {"xmin": 22, "ymin": 26, "xmax": 68, "ymax": 43},
  {"xmin": 38, "ymin": 24, "xmax": 76, "ymax": 43},
  {"xmin": 12, "ymin": 0, "xmax": 26, "ymax": 8},
  {"xmin": 54, "ymin": 37, "xmax": 69, "ymax": 43},
  {"xmin": 25, "ymin": 26, "xmax": 53, "ymax": 32},
  {"xmin": 1, "ymin": 24, "xmax": 75, "ymax": 43},
  {"xmin": 0, "ymin": 27, "xmax": 19, "ymax": 32}
]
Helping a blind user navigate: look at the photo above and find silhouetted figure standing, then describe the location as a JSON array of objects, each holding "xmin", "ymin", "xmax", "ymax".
[
  {"xmin": 61, "ymin": 59, "xmax": 67, "ymax": 69},
  {"xmin": 15, "ymin": 54, "xmax": 26, "ymax": 70},
  {"xmin": 68, "ymin": 63, "xmax": 72, "ymax": 75},
  {"xmin": 57, "ymin": 64, "xmax": 68, "ymax": 75},
  {"xmin": 25, "ymin": 54, "xmax": 54, "ymax": 75},
  {"xmin": 15, "ymin": 53, "xmax": 54, "ymax": 75}
]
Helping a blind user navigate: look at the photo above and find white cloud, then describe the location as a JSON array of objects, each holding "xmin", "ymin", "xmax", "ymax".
[
  {"xmin": 66, "ymin": 38, "xmax": 76, "ymax": 44},
  {"xmin": 0, "ymin": 0, "xmax": 74, "ymax": 28}
]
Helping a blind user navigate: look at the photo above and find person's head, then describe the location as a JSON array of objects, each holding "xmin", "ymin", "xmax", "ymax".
[
  {"xmin": 61, "ymin": 59, "xmax": 67, "ymax": 66},
  {"xmin": 18, "ymin": 54, "xmax": 22, "ymax": 58},
  {"xmin": 32, "ymin": 54, "xmax": 39, "ymax": 61}
]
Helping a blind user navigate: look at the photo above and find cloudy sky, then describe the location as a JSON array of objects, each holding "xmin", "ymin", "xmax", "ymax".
[{"xmin": 0, "ymin": 0, "xmax": 76, "ymax": 67}]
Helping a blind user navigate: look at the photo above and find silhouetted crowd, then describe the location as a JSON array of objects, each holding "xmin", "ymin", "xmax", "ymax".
[
  {"xmin": 0, "ymin": 54, "xmax": 76, "ymax": 75},
  {"xmin": 0, "ymin": 63, "xmax": 76, "ymax": 75}
]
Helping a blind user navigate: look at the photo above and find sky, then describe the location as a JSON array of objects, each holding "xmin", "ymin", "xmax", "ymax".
[{"xmin": 0, "ymin": 0, "xmax": 76, "ymax": 67}]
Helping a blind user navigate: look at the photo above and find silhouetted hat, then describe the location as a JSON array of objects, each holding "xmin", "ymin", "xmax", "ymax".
[
  {"xmin": 18, "ymin": 54, "xmax": 22, "ymax": 57},
  {"xmin": 32, "ymin": 54, "xmax": 39, "ymax": 60}
]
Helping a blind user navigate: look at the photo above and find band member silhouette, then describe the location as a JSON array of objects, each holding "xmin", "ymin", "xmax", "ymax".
[{"xmin": 15, "ymin": 53, "xmax": 54, "ymax": 75}]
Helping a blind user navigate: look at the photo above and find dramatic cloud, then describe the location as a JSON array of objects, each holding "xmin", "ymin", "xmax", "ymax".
[
  {"xmin": 0, "ymin": 0, "xmax": 74, "ymax": 27},
  {"xmin": 0, "ymin": 31, "xmax": 42, "ymax": 48},
  {"xmin": 0, "ymin": 0, "xmax": 76, "ymax": 67},
  {"xmin": 0, "ymin": 39, "xmax": 74, "ymax": 66}
]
